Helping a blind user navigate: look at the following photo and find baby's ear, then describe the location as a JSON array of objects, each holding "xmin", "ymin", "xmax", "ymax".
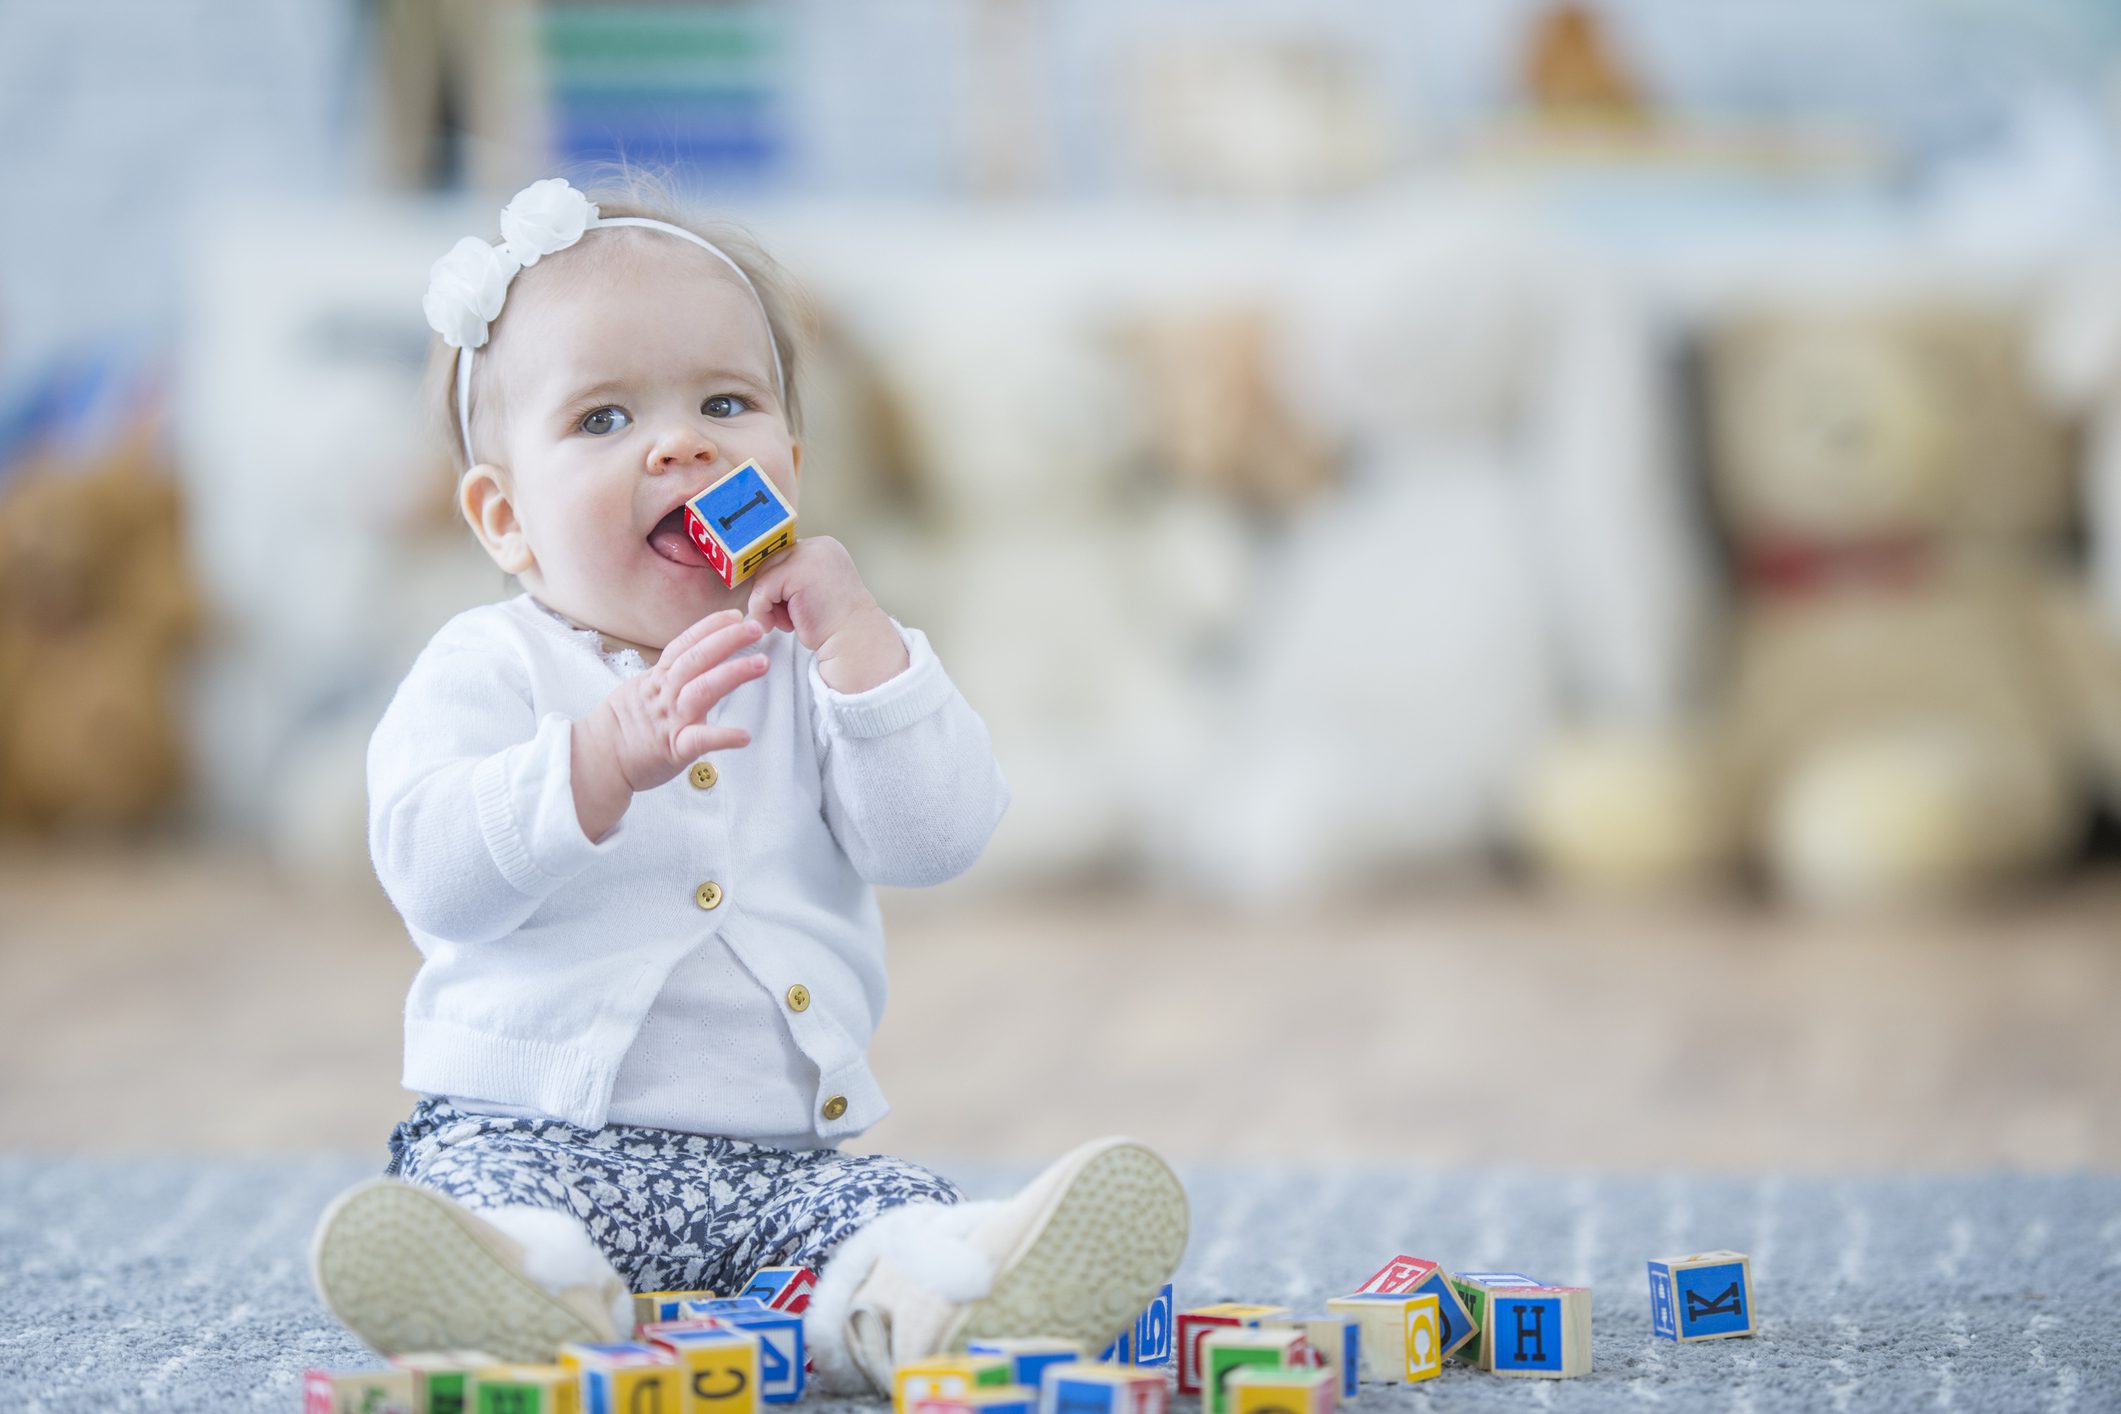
[{"xmin": 459, "ymin": 464, "xmax": 535, "ymax": 575}]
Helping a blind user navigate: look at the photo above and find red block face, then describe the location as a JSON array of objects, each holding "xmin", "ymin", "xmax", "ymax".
[
  {"xmin": 1356, "ymin": 1255, "xmax": 1440, "ymax": 1295},
  {"xmin": 1125, "ymin": 1376, "xmax": 1167, "ymax": 1414},
  {"xmin": 1177, "ymin": 1315, "xmax": 1241, "ymax": 1395},
  {"xmin": 685, "ymin": 506, "xmax": 736, "ymax": 586}
]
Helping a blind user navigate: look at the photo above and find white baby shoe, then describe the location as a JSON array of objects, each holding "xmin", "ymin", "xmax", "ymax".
[
  {"xmin": 805, "ymin": 1137, "xmax": 1189, "ymax": 1395},
  {"xmin": 309, "ymin": 1177, "xmax": 632, "ymax": 1364}
]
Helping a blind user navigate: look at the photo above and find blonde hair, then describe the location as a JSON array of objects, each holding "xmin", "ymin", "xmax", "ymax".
[{"xmin": 418, "ymin": 163, "xmax": 809, "ymax": 478}]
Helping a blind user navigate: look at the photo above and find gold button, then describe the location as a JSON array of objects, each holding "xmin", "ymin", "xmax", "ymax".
[
  {"xmin": 785, "ymin": 984, "xmax": 811, "ymax": 1013},
  {"xmin": 821, "ymin": 1094, "xmax": 848, "ymax": 1121},
  {"xmin": 688, "ymin": 761, "xmax": 719, "ymax": 790},
  {"xmin": 694, "ymin": 881, "xmax": 724, "ymax": 910}
]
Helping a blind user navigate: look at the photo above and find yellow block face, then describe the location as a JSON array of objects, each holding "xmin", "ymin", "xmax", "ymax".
[
  {"xmin": 585, "ymin": 1366, "xmax": 684, "ymax": 1413},
  {"xmin": 1403, "ymin": 1295, "xmax": 1442, "ymax": 1382},
  {"xmin": 1226, "ymin": 1368, "xmax": 1334, "ymax": 1414},
  {"xmin": 665, "ymin": 1338, "xmax": 761, "ymax": 1414}
]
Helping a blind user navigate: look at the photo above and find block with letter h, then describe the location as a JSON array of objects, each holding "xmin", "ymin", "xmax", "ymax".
[
  {"xmin": 685, "ymin": 459, "xmax": 796, "ymax": 587},
  {"xmin": 1648, "ymin": 1251, "xmax": 1755, "ymax": 1341},
  {"xmin": 1484, "ymin": 1286, "xmax": 1591, "ymax": 1379},
  {"xmin": 1443, "ymin": 1272, "xmax": 1542, "ymax": 1368}
]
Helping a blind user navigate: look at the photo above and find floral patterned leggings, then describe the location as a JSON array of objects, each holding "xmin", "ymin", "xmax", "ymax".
[{"xmin": 385, "ymin": 1096, "xmax": 963, "ymax": 1294}]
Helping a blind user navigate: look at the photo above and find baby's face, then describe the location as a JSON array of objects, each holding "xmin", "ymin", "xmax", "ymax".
[{"xmin": 463, "ymin": 237, "xmax": 799, "ymax": 655}]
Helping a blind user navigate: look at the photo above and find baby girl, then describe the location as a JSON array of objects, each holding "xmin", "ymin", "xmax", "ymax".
[{"xmin": 306, "ymin": 174, "xmax": 1187, "ymax": 1392}]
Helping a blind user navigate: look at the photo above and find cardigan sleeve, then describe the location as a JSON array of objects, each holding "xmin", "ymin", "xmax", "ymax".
[
  {"xmin": 367, "ymin": 640, "xmax": 621, "ymax": 946},
  {"xmin": 807, "ymin": 622, "xmax": 1010, "ymax": 887}
]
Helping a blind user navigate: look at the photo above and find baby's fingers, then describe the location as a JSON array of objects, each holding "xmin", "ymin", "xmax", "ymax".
[
  {"xmin": 673, "ymin": 650, "xmax": 771, "ymax": 721},
  {"xmin": 673, "ymin": 722, "xmax": 752, "ymax": 759},
  {"xmin": 663, "ymin": 614, "xmax": 765, "ymax": 686},
  {"xmin": 663, "ymin": 607, "xmax": 747, "ymax": 665}
]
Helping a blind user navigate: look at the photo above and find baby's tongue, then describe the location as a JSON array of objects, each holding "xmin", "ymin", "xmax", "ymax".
[{"xmin": 648, "ymin": 508, "xmax": 708, "ymax": 566}]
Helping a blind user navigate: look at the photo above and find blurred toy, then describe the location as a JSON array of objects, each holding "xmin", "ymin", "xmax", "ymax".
[
  {"xmin": 685, "ymin": 458, "xmax": 795, "ymax": 587},
  {"xmin": 919, "ymin": 1384, "xmax": 1041, "ymax": 1414},
  {"xmin": 895, "ymin": 1354, "xmax": 1012, "ymax": 1414},
  {"xmin": 635, "ymin": 1288, "xmax": 719, "ymax": 1328},
  {"xmin": 465, "ymin": 1360, "xmax": 578, "ymax": 1410},
  {"xmin": 1524, "ymin": 302, "xmax": 2115, "ymax": 909},
  {"xmin": 559, "ymin": 1340, "xmax": 686, "ymax": 1408},
  {"xmin": 1647, "ymin": 1251, "xmax": 1755, "ymax": 1342},
  {"xmin": 389, "ymin": 1349, "xmax": 502, "ymax": 1411},
  {"xmin": 302, "ymin": 1366, "xmax": 414, "ymax": 1413},
  {"xmin": 639, "ymin": 1325, "xmax": 762, "ymax": 1412},
  {"xmin": 1520, "ymin": 3, "xmax": 1650, "ymax": 128},
  {"xmin": 706, "ymin": 1304, "xmax": 806, "ymax": 1401},
  {"xmin": 965, "ymin": 1338, "xmax": 1088, "ymax": 1391},
  {"xmin": 1256, "ymin": 1314, "xmax": 1358, "ymax": 1400},
  {"xmin": 1200, "ymin": 1329, "xmax": 1307, "ymax": 1414},
  {"xmin": 1225, "ymin": 1366, "xmax": 1336, "ymax": 1414},
  {"xmin": 0, "ymin": 424, "xmax": 202, "ymax": 832},
  {"xmin": 1444, "ymin": 1272, "xmax": 1544, "ymax": 1368},
  {"xmin": 1325, "ymin": 1294, "xmax": 1430, "ymax": 1385},
  {"xmin": 739, "ymin": 1264, "xmax": 817, "ymax": 1315},
  {"xmin": 1035, "ymin": 1362, "xmax": 1166, "ymax": 1414},
  {"xmin": 1175, "ymin": 1304, "xmax": 1288, "ymax": 1395}
]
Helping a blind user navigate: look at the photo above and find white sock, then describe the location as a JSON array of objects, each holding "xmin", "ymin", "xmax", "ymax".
[{"xmin": 472, "ymin": 1204, "xmax": 632, "ymax": 1332}]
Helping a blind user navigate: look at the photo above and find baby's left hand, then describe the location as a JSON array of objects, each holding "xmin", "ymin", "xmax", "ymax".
[{"xmin": 744, "ymin": 536, "xmax": 909, "ymax": 694}]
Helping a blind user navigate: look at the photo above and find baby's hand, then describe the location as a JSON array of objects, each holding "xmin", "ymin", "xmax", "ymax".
[
  {"xmin": 570, "ymin": 610, "xmax": 769, "ymax": 841},
  {"xmin": 744, "ymin": 536, "xmax": 909, "ymax": 693}
]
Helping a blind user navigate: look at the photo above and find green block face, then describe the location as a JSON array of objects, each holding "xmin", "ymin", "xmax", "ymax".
[
  {"xmin": 1448, "ymin": 1281, "xmax": 1487, "ymax": 1364},
  {"xmin": 974, "ymin": 1363, "xmax": 1012, "ymax": 1388},
  {"xmin": 1206, "ymin": 1345, "xmax": 1286, "ymax": 1414},
  {"xmin": 424, "ymin": 1370, "xmax": 468, "ymax": 1414}
]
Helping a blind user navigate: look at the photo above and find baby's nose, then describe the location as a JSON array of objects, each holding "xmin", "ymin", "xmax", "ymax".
[{"xmin": 652, "ymin": 429, "xmax": 717, "ymax": 469}]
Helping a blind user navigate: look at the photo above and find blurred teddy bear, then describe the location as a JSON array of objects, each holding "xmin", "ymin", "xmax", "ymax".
[
  {"xmin": 1523, "ymin": 301, "xmax": 2121, "ymax": 909},
  {"xmin": 0, "ymin": 426, "xmax": 201, "ymax": 832}
]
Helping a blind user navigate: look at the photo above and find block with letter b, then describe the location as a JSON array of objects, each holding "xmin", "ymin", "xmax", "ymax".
[
  {"xmin": 1037, "ymin": 1363, "xmax": 1167, "ymax": 1414},
  {"xmin": 1485, "ymin": 1286, "xmax": 1591, "ymax": 1379},
  {"xmin": 684, "ymin": 459, "xmax": 796, "ymax": 587},
  {"xmin": 1648, "ymin": 1250, "xmax": 1755, "ymax": 1341}
]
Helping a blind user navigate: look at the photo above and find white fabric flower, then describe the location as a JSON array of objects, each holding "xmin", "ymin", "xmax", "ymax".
[
  {"xmin": 499, "ymin": 178, "xmax": 600, "ymax": 267},
  {"xmin": 422, "ymin": 236, "xmax": 521, "ymax": 350}
]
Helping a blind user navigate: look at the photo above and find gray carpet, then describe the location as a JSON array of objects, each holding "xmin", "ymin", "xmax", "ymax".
[{"xmin": 2, "ymin": 1156, "xmax": 2116, "ymax": 1411}]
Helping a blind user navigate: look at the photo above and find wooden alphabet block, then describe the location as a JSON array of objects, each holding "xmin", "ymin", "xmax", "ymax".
[
  {"xmin": 1175, "ymin": 1304, "xmax": 1290, "ymax": 1394},
  {"xmin": 679, "ymin": 1296, "xmax": 772, "ymax": 1320},
  {"xmin": 1324, "ymin": 1294, "xmax": 1429, "ymax": 1385},
  {"xmin": 390, "ymin": 1350, "xmax": 502, "ymax": 1414},
  {"xmin": 639, "ymin": 1327, "xmax": 761, "ymax": 1414},
  {"xmin": 302, "ymin": 1368, "xmax": 415, "ymax": 1414},
  {"xmin": 635, "ymin": 1289, "xmax": 719, "ymax": 1330},
  {"xmin": 462, "ymin": 1363, "xmax": 578, "ymax": 1414},
  {"xmin": 1036, "ymin": 1363, "xmax": 1167, "ymax": 1414},
  {"xmin": 1099, "ymin": 1328, "xmax": 1132, "ymax": 1364},
  {"xmin": 1224, "ymin": 1366, "xmax": 1337, "ymax": 1414},
  {"xmin": 893, "ymin": 1355, "xmax": 1013, "ymax": 1414},
  {"xmin": 1201, "ymin": 1329, "xmax": 1308, "ymax": 1414},
  {"xmin": 1647, "ymin": 1251, "xmax": 1754, "ymax": 1341},
  {"xmin": 1345, "ymin": 1256, "xmax": 1475, "ymax": 1363},
  {"xmin": 1444, "ymin": 1272, "xmax": 1544, "ymax": 1368},
  {"xmin": 1484, "ymin": 1286, "xmax": 1591, "ymax": 1379},
  {"xmin": 914, "ymin": 1383, "xmax": 1041, "ymax": 1414},
  {"xmin": 965, "ymin": 1339, "xmax": 1087, "ymax": 1392},
  {"xmin": 738, "ymin": 1264, "xmax": 817, "ymax": 1315},
  {"xmin": 558, "ymin": 1341, "xmax": 684, "ymax": 1411},
  {"xmin": 1400, "ymin": 1294, "xmax": 1442, "ymax": 1383},
  {"xmin": 1256, "ymin": 1314, "xmax": 1359, "ymax": 1402},
  {"xmin": 683, "ymin": 459, "xmax": 796, "ymax": 587},
  {"xmin": 1132, "ymin": 1283, "xmax": 1175, "ymax": 1365},
  {"xmin": 1352, "ymin": 1255, "xmax": 1437, "ymax": 1295},
  {"xmin": 705, "ymin": 1307, "xmax": 806, "ymax": 1402}
]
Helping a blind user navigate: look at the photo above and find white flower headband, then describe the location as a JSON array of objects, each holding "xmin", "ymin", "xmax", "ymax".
[{"xmin": 422, "ymin": 177, "xmax": 785, "ymax": 466}]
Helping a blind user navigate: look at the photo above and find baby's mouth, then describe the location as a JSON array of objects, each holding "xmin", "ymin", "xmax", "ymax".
[{"xmin": 648, "ymin": 507, "xmax": 709, "ymax": 567}]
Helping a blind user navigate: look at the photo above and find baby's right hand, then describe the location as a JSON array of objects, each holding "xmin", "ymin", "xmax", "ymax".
[{"xmin": 570, "ymin": 610, "xmax": 769, "ymax": 841}]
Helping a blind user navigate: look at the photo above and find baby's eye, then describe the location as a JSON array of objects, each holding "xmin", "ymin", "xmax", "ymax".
[
  {"xmin": 579, "ymin": 406, "xmax": 631, "ymax": 436},
  {"xmin": 702, "ymin": 394, "xmax": 751, "ymax": 419}
]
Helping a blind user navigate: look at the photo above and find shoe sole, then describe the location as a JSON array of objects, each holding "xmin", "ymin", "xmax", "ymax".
[
  {"xmin": 309, "ymin": 1178, "xmax": 607, "ymax": 1364},
  {"xmin": 943, "ymin": 1141, "xmax": 1189, "ymax": 1356}
]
